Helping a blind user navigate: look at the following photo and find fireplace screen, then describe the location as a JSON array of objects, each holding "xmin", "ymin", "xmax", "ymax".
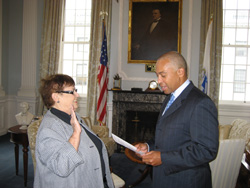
[{"xmin": 126, "ymin": 111, "xmax": 159, "ymax": 144}]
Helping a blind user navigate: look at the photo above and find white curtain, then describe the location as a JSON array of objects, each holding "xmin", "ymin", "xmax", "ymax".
[
  {"xmin": 198, "ymin": 0, "xmax": 223, "ymax": 107},
  {"xmin": 38, "ymin": 0, "xmax": 65, "ymax": 115}
]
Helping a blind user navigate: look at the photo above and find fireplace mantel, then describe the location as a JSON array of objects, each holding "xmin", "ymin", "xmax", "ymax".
[{"xmin": 111, "ymin": 90, "xmax": 166, "ymax": 144}]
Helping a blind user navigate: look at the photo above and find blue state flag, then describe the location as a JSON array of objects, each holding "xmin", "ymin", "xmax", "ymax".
[{"xmin": 201, "ymin": 19, "xmax": 213, "ymax": 95}]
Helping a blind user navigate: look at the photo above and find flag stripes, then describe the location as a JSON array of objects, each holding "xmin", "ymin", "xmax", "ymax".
[{"xmin": 97, "ymin": 21, "xmax": 108, "ymax": 126}]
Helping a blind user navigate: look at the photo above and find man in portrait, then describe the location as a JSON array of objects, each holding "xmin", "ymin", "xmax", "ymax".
[{"xmin": 131, "ymin": 4, "xmax": 179, "ymax": 61}]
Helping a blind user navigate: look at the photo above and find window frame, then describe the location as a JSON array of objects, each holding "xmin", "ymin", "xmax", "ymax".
[
  {"xmin": 219, "ymin": 1, "xmax": 250, "ymax": 104},
  {"xmin": 58, "ymin": 0, "xmax": 92, "ymax": 98}
]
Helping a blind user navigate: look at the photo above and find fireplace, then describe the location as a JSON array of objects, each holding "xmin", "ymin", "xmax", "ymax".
[
  {"xmin": 126, "ymin": 110, "xmax": 159, "ymax": 143},
  {"xmin": 111, "ymin": 90, "xmax": 166, "ymax": 151}
]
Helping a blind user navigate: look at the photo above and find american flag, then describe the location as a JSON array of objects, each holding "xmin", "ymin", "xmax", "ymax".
[{"xmin": 97, "ymin": 21, "xmax": 108, "ymax": 126}]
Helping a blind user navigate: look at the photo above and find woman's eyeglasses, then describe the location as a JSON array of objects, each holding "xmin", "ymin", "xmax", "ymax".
[{"xmin": 56, "ymin": 89, "xmax": 78, "ymax": 95}]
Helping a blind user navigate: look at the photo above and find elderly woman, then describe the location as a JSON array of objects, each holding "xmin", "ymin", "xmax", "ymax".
[{"xmin": 34, "ymin": 74, "xmax": 114, "ymax": 188}]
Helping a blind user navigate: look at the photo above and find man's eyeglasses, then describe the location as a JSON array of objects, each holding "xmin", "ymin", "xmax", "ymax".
[{"xmin": 56, "ymin": 89, "xmax": 78, "ymax": 95}]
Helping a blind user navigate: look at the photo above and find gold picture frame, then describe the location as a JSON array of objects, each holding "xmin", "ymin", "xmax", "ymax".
[{"xmin": 128, "ymin": 0, "xmax": 182, "ymax": 64}]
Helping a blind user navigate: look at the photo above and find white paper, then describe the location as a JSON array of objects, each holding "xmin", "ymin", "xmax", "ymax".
[{"xmin": 111, "ymin": 134, "xmax": 144, "ymax": 155}]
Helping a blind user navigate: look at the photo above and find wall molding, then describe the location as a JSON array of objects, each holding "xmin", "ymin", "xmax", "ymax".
[
  {"xmin": 218, "ymin": 104, "xmax": 250, "ymax": 125},
  {"xmin": 0, "ymin": 0, "xmax": 5, "ymax": 97}
]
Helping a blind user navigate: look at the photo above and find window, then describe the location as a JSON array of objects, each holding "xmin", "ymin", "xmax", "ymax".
[
  {"xmin": 220, "ymin": 0, "xmax": 250, "ymax": 103},
  {"xmin": 59, "ymin": 0, "xmax": 92, "ymax": 97}
]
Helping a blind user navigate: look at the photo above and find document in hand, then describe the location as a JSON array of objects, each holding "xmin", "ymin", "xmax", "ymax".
[{"xmin": 111, "ymin": 134, "xmax": 144, "ymax": 155}]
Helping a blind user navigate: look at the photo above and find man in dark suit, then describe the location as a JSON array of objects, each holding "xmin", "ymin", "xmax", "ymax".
[
  {"xmin": 133, "ymin": 9, "xmax": 177, "ymax": 60},
  {"xmin": 135, "ymin": 51, "xmax": 219, "ymax": 188}
]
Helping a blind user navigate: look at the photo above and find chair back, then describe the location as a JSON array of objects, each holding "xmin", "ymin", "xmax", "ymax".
[
  {"xmin": 209, "ymin": 139, "xmax": 245, "ymax": 188},
  {"xmin": 27, "ymin": 118, "xmax": 42, "ymax": 172},
  {"xmin": 81, "ymin": 116, "xmax": 92, "ymax": 129}
]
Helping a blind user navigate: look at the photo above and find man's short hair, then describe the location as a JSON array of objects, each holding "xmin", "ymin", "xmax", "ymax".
[{"xmin": 152, "ymin": 8, "xmax": 161, "ymax": 13}]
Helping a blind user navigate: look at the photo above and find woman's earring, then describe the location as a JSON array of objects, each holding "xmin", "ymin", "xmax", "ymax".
[{"xmin": 57, "ymin": 101, "xmax": 60, "ymax": 103}]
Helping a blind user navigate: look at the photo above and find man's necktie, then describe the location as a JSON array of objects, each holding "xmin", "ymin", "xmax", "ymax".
[{"xmin": 162, "ymin": 94, "xmax": 175, "ymax": 116}]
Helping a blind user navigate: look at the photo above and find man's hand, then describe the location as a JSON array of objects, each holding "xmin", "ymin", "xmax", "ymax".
[
  {"xmin": 134, "ymin": 143, "xmax": 148, "ymax": 157},
  {"xmin": 142, "ymin": 151, "xmax": 162, "ymax": 166}
]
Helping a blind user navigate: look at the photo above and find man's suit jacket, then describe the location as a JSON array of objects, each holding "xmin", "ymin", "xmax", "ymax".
[
  {"xmin": 139, "ymin": 19, "xmax": 177, "ymax": 60},
  {"xmin": 149, "ymin": 82, "xmax": 219, "ymax": 188}
]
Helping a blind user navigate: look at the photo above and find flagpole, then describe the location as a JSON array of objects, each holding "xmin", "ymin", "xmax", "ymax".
[{"xmin": 100, "ymin": 11, "xmax": 108, "ymax": 40}]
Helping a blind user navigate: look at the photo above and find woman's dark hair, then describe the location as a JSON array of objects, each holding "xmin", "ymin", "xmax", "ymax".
[{"xmin": 39, "ymin": 74, "xmax": 75, "ymax": 109}]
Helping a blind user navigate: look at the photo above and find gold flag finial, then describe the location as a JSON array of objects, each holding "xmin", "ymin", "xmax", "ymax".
[{"xmin": 100, "ymin": 11, "xmax": 108, "ymax": 20}]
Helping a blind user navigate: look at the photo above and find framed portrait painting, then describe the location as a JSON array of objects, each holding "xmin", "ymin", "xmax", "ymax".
[{"xmin": 128, "ymin": 0, "xmax": 182, "ymax": 64}]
